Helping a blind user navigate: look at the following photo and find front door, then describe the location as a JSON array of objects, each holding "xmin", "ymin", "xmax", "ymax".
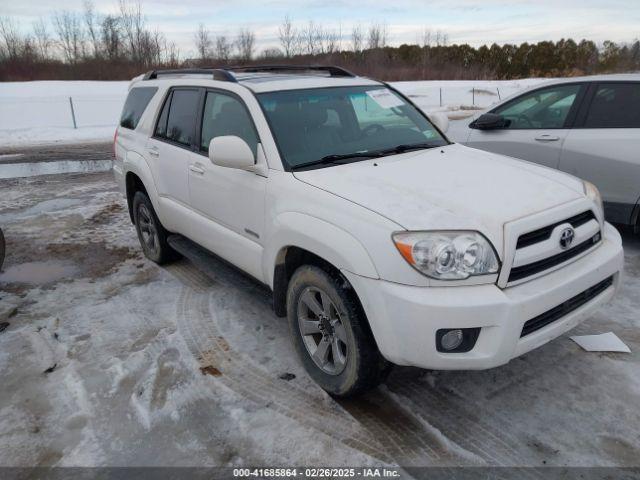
[
  {"xmin": 188, "ymin": 89, "xmax": 267, "ymax": 281},
  {"xmin": 466, "ymin": 83, "xmax": 585, "ymax": 168}
]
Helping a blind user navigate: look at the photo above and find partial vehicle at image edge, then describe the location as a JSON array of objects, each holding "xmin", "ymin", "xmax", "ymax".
[
  {"xmin": 454, "ymin": 74, "xmax": 640, "ymax": 232},
  {"xmin": 113, "ymin": 65, "xmax": 624, "ymax": 396}
]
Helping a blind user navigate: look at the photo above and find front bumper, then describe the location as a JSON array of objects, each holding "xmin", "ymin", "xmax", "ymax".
[{"xmin": 344, "ymin": 222, "xmax": 624, "ymax": 370}]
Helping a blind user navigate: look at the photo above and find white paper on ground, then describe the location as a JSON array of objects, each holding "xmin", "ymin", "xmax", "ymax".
[{"xmin": 570, "ymin": 332, "xmax": 631, "ymax": 353}]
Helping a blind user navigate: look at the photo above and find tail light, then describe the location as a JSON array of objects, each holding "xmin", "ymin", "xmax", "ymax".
[{"xmin": 113, "ymin": 129, "xmax": 118, "ymax": 158}]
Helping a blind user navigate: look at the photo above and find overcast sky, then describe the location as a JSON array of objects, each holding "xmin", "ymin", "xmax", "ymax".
[{"xmin": 3, "ymin": 0, "xmax": 639, "ymax": 57}]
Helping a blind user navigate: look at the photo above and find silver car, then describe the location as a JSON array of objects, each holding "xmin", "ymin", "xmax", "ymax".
[{"xmin": 457, "ymin": 74, "xmax": 640, "ymax": 231}]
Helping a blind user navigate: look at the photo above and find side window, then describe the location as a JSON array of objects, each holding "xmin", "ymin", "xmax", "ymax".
[
  {"xmin": 495, "ymin": 84, "xmax": 581, "ymax": 129},
  {"xmin": 154, "ymin": 89, "xmax": 200, "ymax": 146},
  {"xmin": 200, "ymin": 92, "xmax": 259, "ymax": 154},
  {"xmin": 584, "ymin": 83, "xmax": 640, "ymax": 128},
  {"xmin": 120, "ymin": 87, "xmax": 157, "ymax": 129}
]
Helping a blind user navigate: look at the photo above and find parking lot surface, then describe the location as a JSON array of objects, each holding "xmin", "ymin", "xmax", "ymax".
[{"xmin": 0, "ymin": 171, "xmax": 639, "ymax": 470}]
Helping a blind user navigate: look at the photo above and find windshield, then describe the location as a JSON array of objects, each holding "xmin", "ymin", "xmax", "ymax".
[{"xmin": 257, "ymin": 86, "xmax": 448, "ymax": 170}]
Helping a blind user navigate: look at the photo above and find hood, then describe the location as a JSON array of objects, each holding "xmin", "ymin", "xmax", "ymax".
[{"xmin": 293, "ymin": 143, "xmax": 584, "ymax": 253}]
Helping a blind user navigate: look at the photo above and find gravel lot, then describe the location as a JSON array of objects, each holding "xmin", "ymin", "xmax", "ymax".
[{"xmin": 0, "ymin": 171, "xmax": 639, "ymax": 472}]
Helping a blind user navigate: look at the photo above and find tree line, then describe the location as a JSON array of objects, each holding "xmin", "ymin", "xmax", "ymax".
[{"xmin": 1, "ymin": 1, "xmax": 639, "ymax": 81}]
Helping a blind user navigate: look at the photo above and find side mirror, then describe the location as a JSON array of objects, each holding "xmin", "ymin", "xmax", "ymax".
[
  {"xmin": 470, "ymin": 113, "xmax": 510, "ymax": 130},
  {"xmin": 429, "ymin": 112, "xmax": 449, "ymax": 133},
  {"xmin": 208, "ymin": 136, "xmax": 255, "ymax": 170}
]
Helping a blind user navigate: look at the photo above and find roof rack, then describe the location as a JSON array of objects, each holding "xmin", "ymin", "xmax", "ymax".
[
  {"xmin": 141, "ymin": 65, "xmax": 357, "ymax": 83},
  {"xmin": 227, "ymin": 65, "xmax": 356, "ymax": 78},
  {"xmin": 142, "ymin": 68, "xmax": 237, "ymax": 82}
]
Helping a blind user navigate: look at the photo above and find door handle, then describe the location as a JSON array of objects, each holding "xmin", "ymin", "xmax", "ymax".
[
  {"xmin": 189, "ymin": 164, "xmax": 205, "ymax": 175},
  {"xmin": 534, "ymin": 134, "xmax": 560, "ymax": 142},
  {"xmin": 148, "ymin": 147, "xmax": 159, "ymax": 157}
]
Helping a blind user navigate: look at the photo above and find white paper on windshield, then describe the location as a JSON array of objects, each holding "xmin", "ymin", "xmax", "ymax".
[
  {"xmin": 366, "ymin": 89, "xmax": 404, "ymax": 109},
  {"xmin": 570, "ymin": 332, "xmax": 631, "ymax": 353}
]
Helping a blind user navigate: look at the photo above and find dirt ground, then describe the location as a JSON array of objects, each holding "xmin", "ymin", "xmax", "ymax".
[{"xmin": 1, "ymin": 171, "xmax": 639, "ymax": 473}]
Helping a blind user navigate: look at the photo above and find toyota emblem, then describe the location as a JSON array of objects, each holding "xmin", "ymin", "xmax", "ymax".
[{"xmin": 559, "ymin": 227, "xmax": 575, "ymax": 250}]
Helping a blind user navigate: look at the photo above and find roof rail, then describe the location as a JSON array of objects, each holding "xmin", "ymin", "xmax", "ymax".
[
  {"xmin": 142, "ymin": 68, "xmax": 237, "ymax": 82},
  {"xmin": 226, "ymin": 65, "xmax": 356, "ymax": 78}
]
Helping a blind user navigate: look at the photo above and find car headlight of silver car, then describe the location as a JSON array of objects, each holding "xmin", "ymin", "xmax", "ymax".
[
  {"xmin": 583, "ymin": 181, "xmax": 604, "ymax": 224},
  {"xmin": 392, "ymin": 231, "xmax": 500, "ymax": 280}
]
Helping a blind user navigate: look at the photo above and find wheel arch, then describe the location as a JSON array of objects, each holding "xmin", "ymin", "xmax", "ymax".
[
  {"xmin": 123, "ymin": 152, "xmax": 161, "ymax": 225},
  {"xmin": 266, "ymin": 212, "xmax": 379, "ymax": 317}
]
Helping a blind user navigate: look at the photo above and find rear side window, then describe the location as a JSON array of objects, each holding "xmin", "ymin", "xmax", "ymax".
[
  {"xmin": 120, "ymin": 87, "xmax": 157, "ymax": 129},
  {"xmin": 154, "ymin": 89, "xmax": 200, "ymax": 146},
  {"xmin": 584, "ymin": 83, "xmax": 640, "ymax": 128}
]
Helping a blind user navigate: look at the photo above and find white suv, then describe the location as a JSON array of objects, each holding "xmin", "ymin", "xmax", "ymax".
[{"xmin": 114, "ymin": 66, "xmax": 624, "ymax": 396}]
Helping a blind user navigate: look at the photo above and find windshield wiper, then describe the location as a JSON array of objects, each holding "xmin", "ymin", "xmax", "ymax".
[
  {"xmin": 290, "ymin": 143, "xmax": 441, "ymax": 171},
  {"xmin": 379, "ymin": 142, "xmax": 441, "ymax": 156},
  {"xmin": 290, "ymin": 151, "xmax": 383, "ymax": 171}
]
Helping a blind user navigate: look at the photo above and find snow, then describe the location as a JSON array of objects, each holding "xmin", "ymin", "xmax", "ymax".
[
  {"xmin": 1, "ymin": 171, "xmax": 639, "ymax": 468},
  {"xmin": 0, "ymin": 78, "xmax": 551, "ymax": 148},
  {"xmin": 0, "ymin": 81, "xmax": 127, "ymax": 147}
]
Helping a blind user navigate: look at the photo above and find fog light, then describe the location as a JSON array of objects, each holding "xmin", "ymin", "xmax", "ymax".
[
  {"xmin": 440, "ymin": 329, "xmax": 463, "ymax": 351},
  {"xmin": 436, "ymin": 327, "xmax": 481, "ymax": 353}
]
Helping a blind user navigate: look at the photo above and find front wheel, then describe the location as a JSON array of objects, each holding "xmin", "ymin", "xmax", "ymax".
[{"xmin": 286, "ymin": 265, "xmax": 389, "ymax": 397}]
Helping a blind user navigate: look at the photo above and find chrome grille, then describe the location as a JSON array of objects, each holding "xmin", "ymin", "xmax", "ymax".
[{"xmin": 506, "ymin": 210, "xmax": 601, "ymax": 285}]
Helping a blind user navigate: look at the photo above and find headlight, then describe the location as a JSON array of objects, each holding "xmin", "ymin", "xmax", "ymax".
[
  {"xmin": 392, "ymin": 231, "xmax": 500, "ymax": 280},
  {"xmin": 583, "ymin": 181, "xmax": 604, "ymax": 222}
]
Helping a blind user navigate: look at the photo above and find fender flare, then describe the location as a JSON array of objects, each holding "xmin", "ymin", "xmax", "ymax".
[
  {"xmin": 123, "ymin": 151, "xmax": 163, "ymax": 223},
  {"xmin": 263, "ymin": 211, "xmax": 379, "ymax": 288}
]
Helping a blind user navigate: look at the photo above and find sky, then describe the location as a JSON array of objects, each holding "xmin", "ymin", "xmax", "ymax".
[{"xmin": 2, "ymin": 0, "xmax": 639, "ymax": 57}]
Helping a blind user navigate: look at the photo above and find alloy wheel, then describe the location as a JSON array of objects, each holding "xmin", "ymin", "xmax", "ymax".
[{"xmin": 297, "ymin": 286, "xmax": 349, "ymax": 375}]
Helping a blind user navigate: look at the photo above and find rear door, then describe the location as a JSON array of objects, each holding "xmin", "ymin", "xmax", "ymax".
[
  {"xmin": 146, "ymin": 87, "xmax": 201, "ymax": 234},
  {"xmin": 466, "ymin": 83, "xmax": 586, "ymax": 168},
  {"xmin": 559, "ymin": 81, "xmax": 640, "ymax": 224}
]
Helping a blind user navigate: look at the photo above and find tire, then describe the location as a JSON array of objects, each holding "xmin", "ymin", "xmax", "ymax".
[
  {"xmin": 286, "ymin": 265, "xmax": 390, "ymax": 397},
  {"xmin": 132, "ymin": 191, "xmax": 175, "ymax": 264}
]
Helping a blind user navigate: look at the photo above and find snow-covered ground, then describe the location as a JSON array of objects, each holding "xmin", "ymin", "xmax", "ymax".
[
  {"xmin": 0, "ymin": 79, "xmax": 551, "ymax": 148},
  {"xmin": 1, "ymin": 171, "xmax": 639, "ymax": 469},
  {"xmin": 0, "ymin": 81, "xmax": 127, "ymax": 147}
]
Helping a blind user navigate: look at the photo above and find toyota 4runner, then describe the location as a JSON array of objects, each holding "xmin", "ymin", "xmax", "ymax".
[{"xmin": 114, "ymin": 65, "xmax": 624, "ymax": 396}]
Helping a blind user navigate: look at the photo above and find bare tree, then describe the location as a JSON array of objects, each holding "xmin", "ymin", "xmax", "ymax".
[
  {"xmin": 100, "ymin": 14, "xmax": 121, "ymax": 60},
  {"xmin": 260, "ymin": 47, "xmax": 283, "ymax": 59},
  {"xmin": 323, "ymin": 27, "xmax": 340, "ymax": 54},
  {"xmin": 235, "ymin": 28, "xmax": 255, "ymax": 62},
  {"xmin": 119, "ymin": 0, "xmax": 144, "ymax": 63},
  {"xmin": 215, "ymin": 35, "xmax": 231, "ymax": 62},
  {"xmin": 0, "ymin": 17, "xmax": 23, "ymax": 60},
  {"xmin": 367, "ymin": 23, "xmax": 387, "ymax": 50},
  {"xmin": 164, "ymin": 40, "xmax": 180, "ymax": 66},
  {"xmin": 435, "ymin": 30, "xmax": 448, "ymax": 47},
  {"xmin": 301, "ymin": 20, "xmax": 323, "ymax": 55},
  {"xmin": 351, "ymin": 24, "xmax": 363, "ymax": 53},
  {"xmin": 194, "ymin": 23, "xmax": 212, "ymax": 60},
  {"xmin": 32, "ymin": 18, "xmax": 52, "ymax": 60},
  {"xmin": 53, "ymin": 11, "xmax": 85, "ymax": 63},
  {"xmin": 278, "ymin": 15, "xmax": 299, "ymax": 58},
  {"xmin": 83, "ymin": 0, "xmax": 101, "ymax": 57}
]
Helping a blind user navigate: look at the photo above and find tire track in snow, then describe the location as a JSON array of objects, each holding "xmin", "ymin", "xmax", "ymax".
[
  {"xmin": 386, "ymin": 380, "xmax": 546, "ymax": 477},
  {"xmin": 166, "ymin": 260, "xmax": 486, "ymax": 467}
]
